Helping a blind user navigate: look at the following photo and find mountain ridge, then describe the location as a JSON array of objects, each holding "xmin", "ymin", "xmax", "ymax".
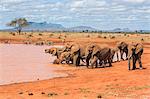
[{"xmin": 0, "ymin": 22, "xmax": 150, "ymax": 33}]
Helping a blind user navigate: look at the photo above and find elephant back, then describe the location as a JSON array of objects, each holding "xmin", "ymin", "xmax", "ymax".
[{"xmin": 98, "ymin": 47, "xmax": 111, "ymax": 60}]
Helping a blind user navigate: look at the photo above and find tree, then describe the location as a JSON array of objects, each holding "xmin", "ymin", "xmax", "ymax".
[{"xmin": 7, "ymin": 18, "xmax": 28, "ymax": 34}]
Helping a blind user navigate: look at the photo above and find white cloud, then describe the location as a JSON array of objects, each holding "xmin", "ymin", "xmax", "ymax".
[
  {"xmin": 70, "ymin": 0, "xmax": 107, "ymax": 10},
  {"xmin": 111, "ymin": 5, "xmax": 127, "ymax": 11},
  {"xmin": 123, "ymin": 0, "xmax": 146, "ymax": 3},
  {"xmin": 1, "ymin": 0, "xmax": 24, "ymax": 3},
  {"xmin": 0, "ymin": 0, "xmax": 150, "ymax": 30}
]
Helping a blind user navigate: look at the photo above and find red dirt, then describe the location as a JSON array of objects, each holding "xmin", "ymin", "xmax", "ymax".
[{"xmin": 0, "ymin": 33, "xmax": 150, "ymax": 99}]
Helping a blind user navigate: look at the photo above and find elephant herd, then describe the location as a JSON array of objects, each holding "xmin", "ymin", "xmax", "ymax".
[{"xmin": 45, "ymin": 41, "xmax": 144, "ymax": 70}]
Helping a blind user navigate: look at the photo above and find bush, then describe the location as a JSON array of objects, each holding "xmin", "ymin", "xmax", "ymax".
[
  {"xmin": 97, "ymin": 35, "xmax": 102, "ymax": 38},
  {"xmin": 97, "ymin": 94, "xmax": 102, "ymax": 98},
  {"xmin": 86, "ymin": 35, "xmax": 90, "ymax": 38},
  {"xmin": 141, "ymin": 38, "xmax": 144, "ymax": 41},
  {"xmin": 47, "ymin": 92, "xmax": 58, "ymax": 97},
  {"xmin": 49, "ymin": 34, "xmax": 54, "ymax": 37},
  {"xmin": 38, "ymin": 33, "xmax": 43, "ymax": 36},
  {"xmin": 103, "ymin": 36, "xmax": 107, "ymax": 39},
  {"xmin": 110, "ymin": 36, "xmax": 115, "ymax": 39},
  {"xmin": 124, "ymin": 33, "xmax": 127, "ymax": 36},
  {"xmin": 46, "ymin": 41, "xmax": 54, "ymax": 45},
  {"xmin": 58, "ymin": 36, "xmax": 61, "ymax": 39},
  {"xmin": 64, "ymin": 35, "xmax": 67, "ymax": 38},
  {"xmin": 28, "ymin": 34, "xmax": 33, "ymax": 37}
]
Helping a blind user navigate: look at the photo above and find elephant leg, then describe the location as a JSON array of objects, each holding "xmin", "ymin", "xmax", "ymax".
[
  {"xmin": 73, "ymin": 55, "xmax": 80, "ymax": 66},
  {"xmin": 104, "ymin": 60, "xmax": 107, "ymax": 65},
  {"xmin": 66, "ymin": 60, "xmax": 70, "ymax": 64},
  {"xmin": 86, "ymin": 59, "xmax": 90, "ymax": 68},
  {"xmin": 86, "ymin": 54, "xmax": 92, "ymax": 68},
  {"xmin": 111, "ymin": 55, "xmax": 114, "ymax": 63},
  {"xmin": 138, "ymin": 57, "xmax": 143, "ymax": 69},
  {"xmin": 132, "ymin": 55, "xmax": 136, "ymax": 70},
  {"xmin": 120, "ymin": 50, "xmax": 124, "ymax": 60},
  {"xmin": 116, "ymin": 52, "xmax": 119, "ymax": 62},
  {"xmin": 125, "ymin": 50, "xmax": 128, "ymax": 60},
  {"xmin": 76, "ymin": 56, "xmax": 80, "ymax": 66},
  {"xmin": 108, "ymin": 58, "xmax": 112, "ymax": 67},
  {"xmin": 99, "ymin": 61, "xmax": 103, "ymax": 66},
  {"xmin": 128, "ymin": 58, "xmax": 131, "ymax": 70},
  {"xmin": 95, "ymin": 60, "xmax": 98, "ymax": 68},
  {"xmin": 101, "ymin": 60, "xmax": 106, "ymax": 68},
  {"xmin": 91, "ymin": 56, "xmax": 98, "ymax": 69}
]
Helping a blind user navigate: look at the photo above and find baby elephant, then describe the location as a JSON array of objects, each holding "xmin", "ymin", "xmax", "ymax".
[
  {"xmin": 53, "ymin": 52, "xmax": 72, "ymax": 64},
  {"xmin": 128, "ymin": 43, "xmax": 143, "ymax": 70}
]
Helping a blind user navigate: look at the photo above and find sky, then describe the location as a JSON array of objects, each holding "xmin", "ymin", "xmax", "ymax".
[{"xmin": 0, "ymin": 0, "xmax": 150, "ymax": 30}]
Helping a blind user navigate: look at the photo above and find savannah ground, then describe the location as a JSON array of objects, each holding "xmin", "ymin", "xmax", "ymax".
[{"xmin": 0, "ymin": 31, "xmax": 150, "ymax": 99}]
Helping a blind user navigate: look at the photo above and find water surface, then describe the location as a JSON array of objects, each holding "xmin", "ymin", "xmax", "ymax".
[{"xmin": 0, "ymin": 44, "xmax": 66, "ymax": 85}]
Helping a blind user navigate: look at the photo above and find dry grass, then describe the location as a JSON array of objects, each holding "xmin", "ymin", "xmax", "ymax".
[{"xmin": 0, "ymin": 31, "xmax": 150, "ymax": 44}]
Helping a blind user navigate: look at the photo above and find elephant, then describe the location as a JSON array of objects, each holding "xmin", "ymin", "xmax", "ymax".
[
  {"xmin": 84, "ymin": 43, "xmax": 111, "ymax": 67},
  {"xmin": 45, "ymin": 47, "xmax": 64, "ymax": 58},
  {"xmin": 53, "ymin": 52, "xmax": 72, "ymax": 64},
  {"xmin": 62, "ymin": 42, "xmax": 81, "ymax": 66},
  {"xmin": 110, "ymin": 48, "xmax": 119, "ymax": 63},
  {"xmin": 116, "ymin": 41, "xmax": 128, "ymax": 61},
  {"xmin": 90, "ymin": 47, "xmax": 112, "ymax": 68},
  {"xmin": 128, "ymin": 43, "xmax": 143, "ymax": 70},
  {"xmin": 63, "ymin": 42, "xmax": 91, "ymax": 66},
  {"xmin": 46, "ymin": 42, "xmax": 88, "ymax": 66},
  {"xmin": 84, "ymin": 43, "xmax": 100, "ymax": 67}
]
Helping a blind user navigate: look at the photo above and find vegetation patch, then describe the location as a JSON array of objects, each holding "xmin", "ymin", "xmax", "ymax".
[
  {"xmin": 47, "ymin": 92, "xmax": 58, "ymax": 97},
  {"xmin": 79, "ymin": 88, "xmax": 91, "ymax": 93},
  {"xmin": 64, "ymin": 92, "xmax": 69, "ymax": 95}
]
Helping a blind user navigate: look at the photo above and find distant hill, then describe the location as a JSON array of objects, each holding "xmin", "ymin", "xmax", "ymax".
[
  {"xmin": 140, "ymin": 30, "xmax": 150, "ymax": 33},
  {"xmin": 112, "ymin": 28, "xmax": 133, "ymax": 32},
  {"xmin": 0, "ymin": 22, "xmax": 98, "ymax": 32},
  {"xmin": 67, "ymin": 26, "xmax": 97, "ymax": 32},
  {"xmin": 7, "ymin": 22, "xmax": 97, "ymax": 32},
  {"xmin": 110, "ymin": 28, "xmax": 150, "ymax": 33},
  {"xmin": 22, "ymin": 22, "xmax": 65, "ymax": 31}
]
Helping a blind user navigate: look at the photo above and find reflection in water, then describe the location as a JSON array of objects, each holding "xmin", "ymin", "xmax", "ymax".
[{"xmin": 0, "ymin": 44, "xmax": 66, "ymax": 85}]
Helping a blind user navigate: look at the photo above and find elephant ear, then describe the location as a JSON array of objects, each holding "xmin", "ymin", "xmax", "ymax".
[
  {"xmin": 70, "ymin": 44, "xmax": 80, "ymax": 55},
  {"xmin": 117, "ymin": 41, "xmax": 128, "ymax": 49},
  {"xmin": 111, "ymin": 48, "xmax": 116, "ymax": 55},
  {"xmin": 64, "ymin": 52, "xmax": 71, "ymax": 59},
  {"xmin": 116, "ymin": 42, "xmax": 122, "ymax": 49},
  {"xmin": 92, "ymin": 45, "xmax": 100, "ymax": 56},
  {"xmin": 84, "ymin": 45, "xmax": 91, "ymax": 57},
  {"xmin": 92, "ymin": 49, "xmax": 99, "ymax": 56},
  {"xmin": 135, "ymin": 43, "xmax": 143, "ymax": 54},
  {"xmin": 127, "ymin": 45, "xmax": 135, "ymax": 58},
  {"xmin": 122, "ymin": 43, "xmax": 128, "ymax": 49}
]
